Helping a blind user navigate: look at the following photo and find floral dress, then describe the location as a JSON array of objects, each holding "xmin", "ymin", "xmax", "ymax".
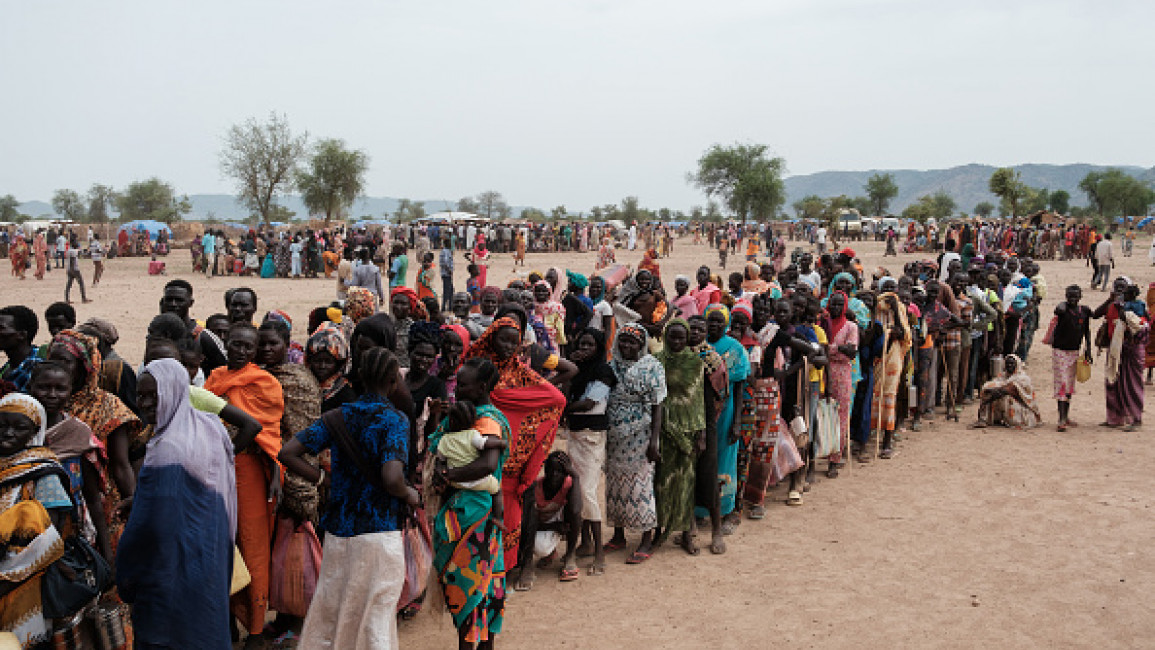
[{"xmin": 605, "ymin": 332, "xmax": 667, "ymax": 530}]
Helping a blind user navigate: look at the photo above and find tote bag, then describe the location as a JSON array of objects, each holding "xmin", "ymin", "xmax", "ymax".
[
  {"xmin": 769, "ymin": 426, "xmax": 804, "ymax": 484},
  {"xmin": 813, "ymin": 398, "xmax": 841, "ymax": 458},
  {"xmin": 268, "ymin": 516, "xmax": 323, "ymax": 617}
]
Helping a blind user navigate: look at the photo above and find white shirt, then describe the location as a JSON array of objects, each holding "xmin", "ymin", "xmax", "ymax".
[
  {"xmin": 816, "ymin": 227, "xmax": 827, "ymax": 244},
  {"xmin": 939, "ymin": 252, "xmax": 960, "ymax": 281},
  {"xmin": 588, "ymin": 301, "xmax": 614, "ymax": 330},
  {"xmin": 1095, "ymin": 239, "xmax": 1114, "ymax": 264}
]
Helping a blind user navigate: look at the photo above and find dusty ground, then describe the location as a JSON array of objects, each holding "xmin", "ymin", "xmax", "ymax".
[{"xmin": 3, "ymin": 235, "xmax": 1153, "ymax": 648}]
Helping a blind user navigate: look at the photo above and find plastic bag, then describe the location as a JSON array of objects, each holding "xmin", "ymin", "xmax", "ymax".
[
  {"xmin": 769, "ymin": 426, "xmax": 804, "ymax": 485},
  {"xmin": 812, "ymin": 398, "xmax": 841, "ymax": 458},
  {"xmin": 397, "ymin": 510, "xmax": 433, "ymax": 612},
  {"xmin": 1076, "ymin": 356, "xmax": 1092, "ymax": 383},
  {"xmin": 268, "ymin": 516, "xmax": 323, "ymax": 617}
]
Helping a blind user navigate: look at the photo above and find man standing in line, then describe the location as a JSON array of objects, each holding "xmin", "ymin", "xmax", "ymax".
[
  {"xmin": 55, "ymin": 230, "xmax": 68, "ymax": 269},
  {"xmin": 816, "ymin": 224, "xmax": 827, "ymax": 255},
  {"xmin": 439, "ymin": 236, "xmax": 455, "ymax": 312},
  {"xmin": 202, "ymin": 229, "xmax": 216, "ymax": 277}
]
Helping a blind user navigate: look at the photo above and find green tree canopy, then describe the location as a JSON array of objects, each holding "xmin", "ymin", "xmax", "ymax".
[
  {"xmin": 115, "ymin": 178, "xmax": 190, "ymax": 225},
  {"xmin": 1049, "ymin": 189, "xmax": 1070, "ymax": 215},
  {"xmin": 0, "ymin": 195, "xmax": 19, "ymax": 222},
  {"xmin": 792, "ymin": 194, "xmax": 825, "ymax": 221},
  {"xmin": 974, "ymin": 201, "xmax": 995, "ymax": 218},
  {"xmin": 689, "ymin": 143, "xmax": 786, "ymax": 222},
  {"xmin": 456, "ymin": 196, "xmax": 480, "ymax": 214},
  {"xmin": 86, "ymin": 184, "xmax": 117, "ymax": 223},
  {"xmin": 297, "ymin": 138, "xmax": 369, "ymax": 224},
  {"xmin": 51, "ymin": 189, "xmax": 87, "ymax": 222},
  {"xmin": 864, "ymin": 173, "xmax": 899, "ymax": 215},
  {"xmin": 1079, "ymin": 169, "xmax": 1155, "ymax": 217},
  {"xmin": 220, "ymin": 112, "xmax": 308, "ymax": 224},
  {"xmin": 988, "ymin": 167, "xmax": 1027, "ymax": 218},
  {"xmin": 476, "ymin": 191, "xmax": 510, "ymax": 220}
]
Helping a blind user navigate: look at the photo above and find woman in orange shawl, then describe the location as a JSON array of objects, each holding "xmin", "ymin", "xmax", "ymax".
[
  {"xmin": 32, "ymin": 232, "xmax": 48, "ymax": 280},
  {"xmin": 638, "ymin": 248, "xmax": 661, "ymax": 283},
  {"xmin": 204, "ymin": 322, "xmax": 285, "ymax": 643},
  {"xmin": 464, "ymin": 317, "xmax": 565, "ymax": 570},
  {"xmin": 46, "ymin": 330, "xmax": 141, "ymax": 551},
  {"xmin": 9, "ymin": 233, "xmax": 28, "ymax": 279}
]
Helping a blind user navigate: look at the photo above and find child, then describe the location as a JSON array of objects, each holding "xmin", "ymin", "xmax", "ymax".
[
  {"xmin": 435, "ymin": 400, "xmax": 507, "ymax": 493},
  {"xmin": 745, "ymin": 237, "xmax": 760, "ymax": 261},
  {"xmin": 148, "ymin": 253, "xmax": 167, "ymax": 275},
  {"xmin": 416, "ymin": 251, "xmax": 437, "ymax": 305},
  {"xmin": 718, "ymin": 237, "xmax": 729, "ymax": 269},
  {"xmin": 465, "ymin": 264, "xmax": 482, "ymax": 314}
]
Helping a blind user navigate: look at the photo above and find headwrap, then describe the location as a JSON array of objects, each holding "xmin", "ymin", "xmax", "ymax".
[
  {"xmin": 654, "ymin": 318, "xmax": 705, "ymax": 447},
  {"xmin": 960, "ymin": 242, "xmax": 975, "ymax": 269},
  {"xmin": 479, "ymin": 286, "xmax": 502, "ymax": 303},
  {"xmin": 263, "ymin": 309, "xmax": 293, "ymax": 332},
  {"xmin": 80, "ymin": 317, "xmax": 119, "ymax": 347},
  {"xmin": 391, "ymin": 286, "xmax": 427, "ymax": 319},
  {"xmin": 704, "ymin": 303, "xmax": 730, "ymax": 328},
  {"xmin": 0, "ymin": 393, "xmax": 46, "ymax": 446},
  {"xmin": 828, "ymin": 271, "xmax": 858, "ymax": 298},
  {"xmin": 565, "ymin": 270, "xmax": 589, "ymax": 290},
  {"xmin": 51, "ymin": 329, "xmax": 142, "ymax": 446},
  {"xmin": 441, "ymin": 323, "xmax": 470, "ymax": 356},
  {"xmin": 731, "ymin": 301, "xmax": 753, "ymax": 323},
  {"xmin": 306, "ymin": 322, "xmax": 350, "ymax": 362},
  {"xmin": 408, "ymin": 320, "xmax": 444, "ymax": 350},
  {"xmin": 547, "ymin": 267, "xmax": 566, "ymax": 303},
  {"xmin": 615, "ymin": 322, "xmax": 648, "ymax": 352},
  {"xmin": 325, "ymin": 307, "xmax": 344, "ymax": 325},
  {"xmin": 344, "ymin": 286, "xmax": 376, "ymax": 323},
  {"xmin": 465, "ymin": 316, "xmax": 522, "ymax": 365}
]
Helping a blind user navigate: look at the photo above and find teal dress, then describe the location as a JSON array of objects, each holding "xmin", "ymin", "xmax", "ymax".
[
  {"xmin": 697, "ymin": 334, "xmax": 749, "ymax": 517},
  {"xmin": 260, "ymin": 253, "xmax": 275, "ymax": 278}
]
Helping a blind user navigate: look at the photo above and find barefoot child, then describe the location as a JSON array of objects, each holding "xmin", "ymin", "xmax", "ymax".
[{"xmin": 515, "ymin": 451, "xmax": 583, "ymax": 590}]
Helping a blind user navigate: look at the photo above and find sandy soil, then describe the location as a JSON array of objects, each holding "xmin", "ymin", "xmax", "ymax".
[{"xmin": 3, "ymin": 236, "xmax": 1153, "ymax": 648}]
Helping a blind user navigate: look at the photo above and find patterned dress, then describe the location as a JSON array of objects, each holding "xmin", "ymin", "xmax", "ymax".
[
  {"xmin": 605, "ymin": 342, "xmax": 667, "ymax": 530},
  {"xmin": 826, "ymin": 320, "xmax": 858, "ymax": 463}
]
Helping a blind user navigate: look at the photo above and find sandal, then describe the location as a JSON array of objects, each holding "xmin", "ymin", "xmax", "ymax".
[
  {"xmin": 746, "ymin": 505, "xmax": 766, "ymax": 520},
  {"xmin": 603, "ymin": 540, "xmax": 627, "ymax": 552},
  {"xmin": 826, "ymin": 466, "xmax": 840, "ymax": 479},
  {"xmin": 398, "ymin": 603, "xmax": 421, "ymax": 620},
  {"xmin": 786, "ymin": 491, "xmax": 803, "ymax": 506},
  {"xmin": 625, "ymin": 551, "xmax": 652, "ymax": 565},
  {"xmin": 559, "ymin": 567, "xmax": 580, "ymax": 582},
  {"xmin": 1057, "ymin": 424, "xmax": 1067, "ymax": 432},
  {"xmin": 879, "ymin": 447, "xmax": 894, "ymax": 460}
]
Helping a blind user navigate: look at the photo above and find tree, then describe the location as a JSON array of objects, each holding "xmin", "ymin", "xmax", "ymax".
[
  {"xmin": 456, "ymin": 196, "xmax": 480, "ymax": 214},
  {"xmin": 86, "ymin": 184, "xmax": 116, "ymax": 223},
  {"xmin": 1079, "ymin": 168, "xmax": 1155, "ymax": 217},
  {"xmin": 929, "ymin": 191, "xmax": 956, "ymax": 219},
  {"xmin": 689, "ymin": 143, "xmax": 786, "ymax": 222},
  {"xmin": 988, "ymin": 167, "xmax": 1027, "ymax": 218},
  {"xmin": 51, "ymin": 189, "xmax": 87, "ymax": 222},
  {"xmin": 588, "ymin": 206, "xmax": 604, "ymax": 221},
  {"xmin": 115, "ymin": 178, "xmax": 190, "ymax": 224},
  {"xmin": 551, "ymin": 205, "xmax": 569, "ymax": 221},
  {"xmin": 1021, "ymin": 187, "xmax": 1049, "ymax": 215},
  {"xmin": 864, "ymin": 173, "xmax": 899, "ymax": 215},
  {"xmin": 0, "ymin": 195, "xmax": 19, "ymax": 222},
  {"xmin": 792, "ymin": 194, "xmax": 825, "ymax": 221},
  {"xmin": 393, "ymin": 199, "xmax": 425, "ymax": 222},
  {"xmin": 657, "ymin": 208, "xmax": 672, "ymax": 221},
  {"xmin": 219, "ymin": 113, "xmax": 308, "ymax": 224},
  {"xmin": 520, "ymin": 208, "xmax": 547, "ymax": 221},
  {"xmin": 475, "ymin": 191, "xmax": 510, "ymax": 220},
  {"xmin": 620, "ymin": 196, "xmax": 640, "ymax": 222},
  {"xmin": 1049, "ymin": 190, "xmax": 1070, "ymax": 215},
  {"xmin": 297, "ymin": 138, "xmax": 369, "ymax": 224},
  {"xmin": 974, "ymin": 201, "xmax": 995, "ymax": 218}
]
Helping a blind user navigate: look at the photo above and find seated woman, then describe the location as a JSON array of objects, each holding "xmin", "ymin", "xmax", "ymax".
[
  {"xmin": 971, "ymin": 354, "xmax": 1041, "ymax": 429},
  {"xmin": 0, "ymin": 393, "xmax": 73, "ymax": 647}
]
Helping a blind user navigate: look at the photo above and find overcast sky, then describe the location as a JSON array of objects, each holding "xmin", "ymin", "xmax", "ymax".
[{"xmin": 2, "ymin": 0, "xmax": 1152, "ymax": 211}]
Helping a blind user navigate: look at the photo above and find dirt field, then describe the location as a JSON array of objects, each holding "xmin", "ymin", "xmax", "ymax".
[{"xmin": 3, "ymin": 235, "xmax": 1153, "ymax": 648}]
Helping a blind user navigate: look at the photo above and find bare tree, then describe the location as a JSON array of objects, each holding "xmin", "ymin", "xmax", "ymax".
[{"xmin": 219, "ymin": 113, "xmax": 308, "ymax": 224}]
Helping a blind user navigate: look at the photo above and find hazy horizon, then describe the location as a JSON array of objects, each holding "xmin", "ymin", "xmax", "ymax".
[{"xmin": 3, "ymin": 0, "xmax": 1153, "ymax": 209}]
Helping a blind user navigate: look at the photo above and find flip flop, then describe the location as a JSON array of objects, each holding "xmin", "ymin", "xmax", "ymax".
[
  {"xmin": 559, "ymin": 567, "xmax": 580, "ymax": 582},
  {"xmin": 787, "ymin": 491, "xmax": 803, "ymax": 506},
  {"xmin": 746, "ymin": 505, "xmax": 766, "ymax": 520},
  {"xmin": 603, "ymin": 540, "xmax": 627, "ymax": 552},
  {"xmin": 625, "ymin": 551, "xmax": 652, "ymax": 564}
]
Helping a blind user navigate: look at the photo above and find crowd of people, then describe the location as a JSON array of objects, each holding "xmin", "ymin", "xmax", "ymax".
[{"xmin": 0, "ymin": 219, "xmax": 1152, "ymax": 649}]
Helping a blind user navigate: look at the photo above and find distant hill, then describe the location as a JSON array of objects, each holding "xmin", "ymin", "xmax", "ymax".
[{"xmin": 783, "ymin": 163, "xmax": 1155, "ymax": 215}]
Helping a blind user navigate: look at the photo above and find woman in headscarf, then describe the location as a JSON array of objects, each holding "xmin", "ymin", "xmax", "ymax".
[
  {"xmin": 514, "ymin": 230, "xmax": 526, "ymax": 266},
  {"xmin": 464, "ymin": 317, "xmax": 566, "ymax": 571},
  {"xmin": 687, "ymin": 315, "xmax": 728, "ymax": 551},
  {"xmin": 46, "ymin": 330, "xmax": 142, "ymax": 550},
  {"xmin": 972, "ymin": 354, "xmax": 1041, "ymax": 429},
  {"xmin": 1145, "ymin": 282, "xmax": 1155, "ymax": 385},
  {"xmin": 960, "ymin": 242, "xmax": 976, "ymax": 270},
  {"xmin": 307, "ymin": 322, "xmax": 356, "ymax": 412},
  {"xmin": 0, "ymin": 393, "xmax": 74, "ymax": 647},
  {"xmin": 695, "ymin": 305, "xmax": 749, "ymax": 532},
  {"xmin": 653, "ymin": 318, "xmax": 705, "ymax": 555},
  {"xmin": 203, "ymin": 323, "xmax": 284, "ymax": 646},
  {"xmin": 602, "ymin": 323, "xmax": 666, "ymax": 564},
  {"xmin": 867, "ymin": 292, "xmax": 912, "ymax": 461},
  {"xmin": 1098, "ymin": 279, "xmax": 1148, "ymax": 431},
  {"xmin": 563, "ymin": 327, "xmax": 615, "ymax": 574},
  {"xmin": 343, "ymin": 286, "xmax": 377, "ymax": 337},
  {"xmin": 9, "ymin": 232, "xmax": 28, "ymax": 279},
  {"xmin": 638, "ymin": 248, "xmax": 661, "ymax": 282},
  {"xmin": 824, "ymin": 290, "xmax": 858, "ymax": 475},
  {"xmin": 466, "ymin": 236, "xmax": 490, "ymax": 287},
  {"xmin": 32, "ymin": 231, "xmax": 47, "ymax": 280},
  {"xmin": 596, "ymin": 237, "xmax": 615, "ymax": 270},
  {"xmin": 562, "ymin": 270, "xmax": 594, "ymax": 352},
  {"xmin": 428, "ymin": 358, "xmax": 509, "ymax": 647},
  {"xmin": 274, "ymin": 234, "xmax": 291, "ymax": 278},
  {"xmin": 533, "ymin": 279, "xmax": 567, "ymax": 351},
  {"xmin": 117, "ymin": 359, "xmax": 236, "ymax": 650},
  {"xmin": 741, "ymin": 262, "xmax": 768, "ymax": 295},
  {"xmin": 263, "ymin": 309, "xmax": 305, "ymax": 365}
]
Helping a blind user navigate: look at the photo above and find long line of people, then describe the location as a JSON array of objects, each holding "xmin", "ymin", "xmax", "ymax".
[{"xmin": 0, "ymin": 235, "xmax": 1150, "ymax": 649}]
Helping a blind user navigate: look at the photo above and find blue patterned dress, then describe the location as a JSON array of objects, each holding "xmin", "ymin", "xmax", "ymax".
[{"xmin": 605, "ymin": 351, "xmax": 667, "ymax": 530}]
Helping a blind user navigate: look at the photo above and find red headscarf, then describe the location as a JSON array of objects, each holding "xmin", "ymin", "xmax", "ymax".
[
  {"xmin": 827, "ymin": 290, "xmax": 850, "ymax": 338},
  {"xmin": 390, "ymin": 286, "xmax": 427, "ymax": 320}
]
